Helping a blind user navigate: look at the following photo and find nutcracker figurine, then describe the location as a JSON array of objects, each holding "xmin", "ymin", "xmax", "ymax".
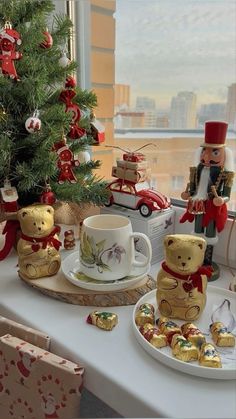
[{"xmin": 180, "ymin": 121, "xmax": 235, "ymax": 280}]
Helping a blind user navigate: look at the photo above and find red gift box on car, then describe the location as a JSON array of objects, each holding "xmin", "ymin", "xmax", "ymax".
[{"xmin": 123, "ymin": 152, "xmax": 145, "ymax": 162}]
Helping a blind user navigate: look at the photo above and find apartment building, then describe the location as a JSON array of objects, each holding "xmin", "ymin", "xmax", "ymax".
[{"xmin": 170, "ymin": 91, "xmax": 197, "ymax": 129}]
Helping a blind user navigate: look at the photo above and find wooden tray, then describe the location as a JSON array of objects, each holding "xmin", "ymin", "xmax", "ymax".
[{"xmin": 19, "ymin": 270, "xmax": 156, "ymax": 307}]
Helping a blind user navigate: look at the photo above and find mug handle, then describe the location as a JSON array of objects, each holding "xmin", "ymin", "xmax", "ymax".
[{"xmin": 130, "ymin": 232, "xmax": 152, "ymax": 268}]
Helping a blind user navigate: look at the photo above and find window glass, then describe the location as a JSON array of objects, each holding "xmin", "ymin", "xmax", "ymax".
[
  {"xmin": 135, "ymin": 182, "xmax": 151, "ymax": 192},
  {"xmin": 114, "ymin": 0, "xmax": 236, "ymax": 211},
  {"xmin": 110, "ymin": 182, "xmax": 121, "ymax": 191},
  {"xmin": 121, "ymin": 184, "xmax": 134, "ymax": 193}
]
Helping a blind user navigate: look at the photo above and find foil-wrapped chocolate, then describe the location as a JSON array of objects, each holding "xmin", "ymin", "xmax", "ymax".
[
  {"xmin": 87, "ymin": 311, "xmax": 118, "ymax": 331},
  {"xmin": 139, "ymin": 322, "xmax": 154, "ymax": 334},
  {"xmin": 171, "ymin": 334, "xmax": 199, "ymax": 362},
  {"xmin": 135, "ymin": 303, "xmax": 155, "ymax": 327},
  {"xmin": 199, "ymin": 343, "xmax": 222, "ymax": 368},
  {"xmin": 210, "ymin": 322, "xmax": 235, "ymax": 347},
  {"xmin": 139, "ymin": 323, "xmax": 167, "ymax": 348},
  {"xmin": 156, "ymin": 317, "xmax": 181, "ymax": 344},
  {"xmin": 181, "ymin": 322, "xmax": 206, "ymax": 348}
]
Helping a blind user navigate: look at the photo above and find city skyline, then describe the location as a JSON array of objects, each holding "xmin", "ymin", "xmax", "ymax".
[
  {"xmin": 115, "ymin": 0, "xmax": 236, "ymax": 111},
  {"xmin": 114, "ymin": 83, "xmax": 236, "ymax": 129}
]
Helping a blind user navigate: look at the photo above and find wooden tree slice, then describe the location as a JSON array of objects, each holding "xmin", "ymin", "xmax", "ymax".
[{"xmin": 19, "ymin": 270, "xmax": 156, "ymax": 306}]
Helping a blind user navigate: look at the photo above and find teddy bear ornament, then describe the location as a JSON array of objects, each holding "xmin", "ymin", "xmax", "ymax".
[
  {"xmin": 156, "ymin": 234, "xmax": 213, "ymax": 321},
  {"xmin": 17, "ymin": 204, "xmax": 61, "ymax": 280}
]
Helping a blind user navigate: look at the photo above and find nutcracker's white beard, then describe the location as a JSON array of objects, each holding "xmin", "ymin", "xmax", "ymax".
[
  {"xmin": 192, "ymin": 166, "xmax": 209, "ymax": 200},
  {"xmin": 191, "ymin": 166, "xmax": 219, "ymax": 245},
  {"xmin": 224, "ymin": 147, "xmax": 234, "ymax": 171}
]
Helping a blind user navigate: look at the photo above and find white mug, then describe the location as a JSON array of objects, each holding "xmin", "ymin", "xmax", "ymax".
[{"xmin": 80, "ymin": 214, "xmax": 152, "ymax": 281}]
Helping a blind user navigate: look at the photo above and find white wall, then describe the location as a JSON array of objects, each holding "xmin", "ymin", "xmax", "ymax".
[{"xmin": 53, "ymin": 0, "xmax": 66, "ymax": 14}]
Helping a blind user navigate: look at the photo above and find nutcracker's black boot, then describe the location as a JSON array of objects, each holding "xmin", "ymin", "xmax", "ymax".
[
  {"xmin": 204, "ymin": 244, "xmax": 213, "ymax": 265},
  {"xmin": 204, "ymin": 244, "xmax": 220, "ymax": 281}
]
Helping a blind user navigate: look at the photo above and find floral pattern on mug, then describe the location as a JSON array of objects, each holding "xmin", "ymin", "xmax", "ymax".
[{"xmin": 80, "ymin": 232, "xmax": 126, "ymax": 273}]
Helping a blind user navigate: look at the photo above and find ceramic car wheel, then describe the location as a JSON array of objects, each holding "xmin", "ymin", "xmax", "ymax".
[
  {"xmin": 139, "ymin": 204, "xmax": 152, "ymax": 217},
  {"xmin": 104, "ymin": 197, "xmax": 112, "ymax": 207}
]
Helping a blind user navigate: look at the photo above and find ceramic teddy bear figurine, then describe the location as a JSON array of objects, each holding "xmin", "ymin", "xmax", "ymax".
[
  {"xmin": 156, "ymin": 234, "xmax": 212, "ymax": 321},
  {"xmin": 17, "ymin": 204, "xmax": 61, "ymax": 279}
]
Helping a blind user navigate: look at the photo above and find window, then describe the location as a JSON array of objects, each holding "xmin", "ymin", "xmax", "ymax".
[
  {"xmin": 121, "ymin": 184, "xmax": 134, "ymax": 193},
  {"xmin": 172, "ymin": 176, "xmax": 184, "ymax": 191},
  {"xmin": 110, "ymin": 182, "xmax": 121, "ymax": 191},
  {"xmin": 63, "ymin": 1, "xmax": 235, "ymax": 212},
  {"xmin": 114, "ymin": 0, "xmax": 236, "ymax": 211}
]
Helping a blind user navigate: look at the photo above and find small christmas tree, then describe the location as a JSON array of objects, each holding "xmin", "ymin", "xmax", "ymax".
[{"xmin": 0, "ymin": 0, "xmax": 108, "ymax": 218}]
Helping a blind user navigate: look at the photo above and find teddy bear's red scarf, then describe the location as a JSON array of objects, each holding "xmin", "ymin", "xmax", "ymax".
[
  {"xmin": 0, "ymin": 222, "xmax": 62, "ymax": 260},
  {"xmin": 161, "ymin": 262, "xmax": 213, "ymax": 293},
  {"xmin": 21, "ymin": 226, "xmax": 62, "ymax": 252}
]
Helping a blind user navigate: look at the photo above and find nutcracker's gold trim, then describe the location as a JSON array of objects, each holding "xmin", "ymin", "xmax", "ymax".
[
  {"xmin": 224, "ymin": 171, "xmax": 235, "ymax": 188},
  {"xmin": 200, "ymin": 142, "xmax": 225, "ymax": 148},
  {"xmin": 189, "ymin": 166, "xmax": 196, "ymax": 184}
]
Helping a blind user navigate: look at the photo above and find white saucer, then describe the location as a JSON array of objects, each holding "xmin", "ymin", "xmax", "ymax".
[{"xmin": 62, "ymin": 251, "xmax": 150, "ymax": 291}]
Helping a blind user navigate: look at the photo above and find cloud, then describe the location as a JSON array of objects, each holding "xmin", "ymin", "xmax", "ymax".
[{"xmin": 115, "ymin": 0, "xmax": 236, "ymax": 107}]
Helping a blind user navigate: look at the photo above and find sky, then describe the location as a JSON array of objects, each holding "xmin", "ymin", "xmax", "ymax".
[{"xmin": 114, "ymin": 0, "xmax": 236, "ymax": 111}]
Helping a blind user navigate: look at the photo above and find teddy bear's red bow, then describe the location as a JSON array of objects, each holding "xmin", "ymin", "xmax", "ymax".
[
  {"xmin": 162, "ymin": 262, "xmax": 213, "ymax": 294},
  {"xmin": 21, "ymin": 226, "xmax": 62, "ymax": 252}
]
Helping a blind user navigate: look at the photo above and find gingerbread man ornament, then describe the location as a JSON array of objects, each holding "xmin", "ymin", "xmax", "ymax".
[
  {"xmin": 55, "ymin": 141, "xmax": 79, "ymax": 184},
  {"xmin": 0, "ymin": 23, "xmax": 22, "ymax": 81}
]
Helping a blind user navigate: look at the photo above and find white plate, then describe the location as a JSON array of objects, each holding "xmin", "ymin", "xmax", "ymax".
[
  {"xmin": 62, "ymin": 251, "xmax": 150, "ymax": 291},
  {"xmin": 132, "ymin": 287, "xmax": 236, "ymax": 380}
]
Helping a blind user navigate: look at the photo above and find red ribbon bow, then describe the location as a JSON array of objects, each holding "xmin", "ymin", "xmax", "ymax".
[
  {"xmin": 69, "ymin": 124, "xmax": 86, "ymax": 139},
  {"xmin": 21, "ymin": 226, "xmax": 62, "ymax": 252},
  {"xmin": 59, "ymin": 89, "xmax": 76, "ymax": 105},
  {"xmin": 162, "ymin": 262, "xmax": 213, "ymax": 294}
]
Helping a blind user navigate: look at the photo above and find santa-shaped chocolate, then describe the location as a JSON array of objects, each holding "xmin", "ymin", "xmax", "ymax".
[
  {"xmin": 0, "ymin": 179, "xmax": 18, "ymax": 213},
  {"xmin": 180, "ymin": 121, "xmax": 235, "ymax": 280}
]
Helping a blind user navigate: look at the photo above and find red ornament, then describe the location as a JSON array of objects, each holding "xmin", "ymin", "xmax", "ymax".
[
  {"xmin": 69, "ymin": 125, "xmax": 86, "ymax": 140},
  {"xmin": 65, "ymin": 75, "xmax": 77, "ymax": 89},
  {"xmin": 90, "ymin": 118, "xmax": 105, "ymax": 144},
  {"xmin": 59, "ymin": 89, "xmax": 86, "ymax": 140},
  {"xmin": 25, "ymin": 110, "xmax": 41, "ymax": 133},
  {"xmin": 54, "ymin": 139, "xmax": 79, "ymax": 184},
  {"xmin": 0, "ymin": 23, "xmax": 22, "ymax": 81},
  {"xmin": 40, "ymin": 31, "xmax": 53, "ymax": 49},
  {"xmin": 40, "ymin": 187, "xmax": 56, "ymax": 205}
]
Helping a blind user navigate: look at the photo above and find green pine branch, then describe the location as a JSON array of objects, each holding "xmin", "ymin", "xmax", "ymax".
[
  {"xmin": 0, "ymin": 0, "xmax": 108, "ymax": 208},
  {"xmin": 51, "ymin": 14, "xmax": 73, "ymax": 46},
  {"xmin": 0, "ymin": 0, "xmax": 54, "ymax": 25}
]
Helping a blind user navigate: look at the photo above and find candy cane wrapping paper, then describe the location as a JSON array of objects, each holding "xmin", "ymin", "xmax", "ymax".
[{"xmin": 0, "ymin": 334, "xmax": 84, "ymax": 419}]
